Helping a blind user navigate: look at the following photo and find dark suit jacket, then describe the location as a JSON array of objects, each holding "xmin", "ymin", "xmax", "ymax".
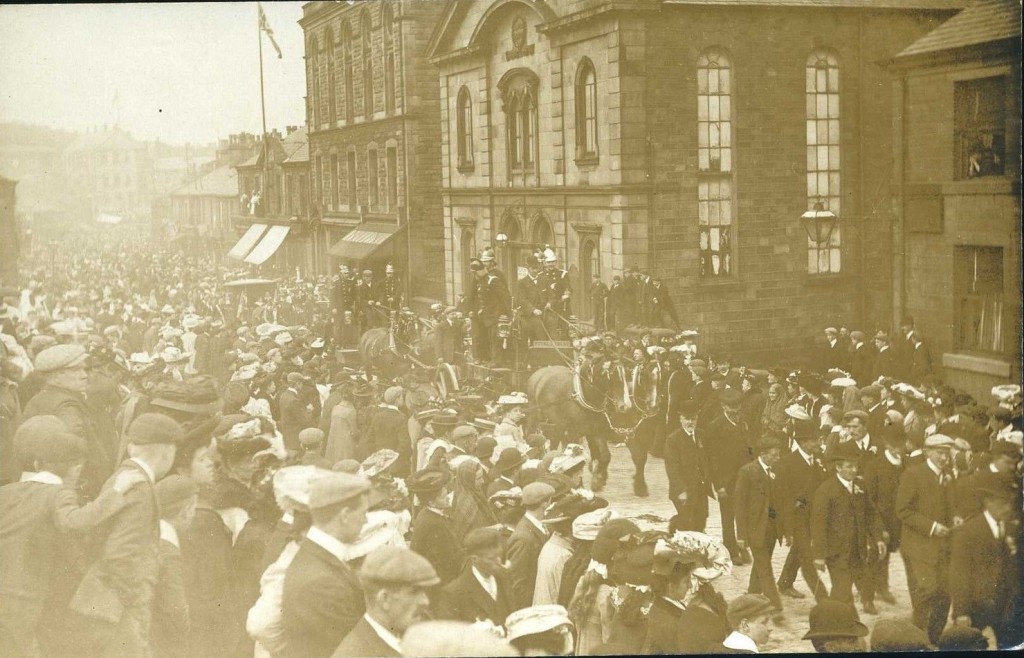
[
  {"xmin": 872, "ymin": 346, "xmax": 897, "ymax": 381},
  {"xmin": 277, "ymin": 388, "xmax": 314, "ymax": 452},
  {"xmin": 434, "ymin": 320, "xmax": 461, "ymax": 364},
  {"xmin": 409, "ymin": 508, "xmax": 465, "ymax": 586},
  {"xmin": 849, "ymin": 344, "xmax": 874, "ymax": 388},
  {"xmin": 950, "ymin": 512, "xmax": 1019, "ymax": 625},
  {"xmin": 663, "ymin": 428, "xmax": 712, "ymax": 501},
  {"xmin": 332, "ymin": 616, "xmax": 399, "ymax": 658},
  {"xmin": 281, "ymin": 538, "xmax": 365, "ymax": 658},
  {"xmin": 810, "ymin": 475, "xmax": 882, "ymax": 562},
  {"xmin": 775, "ymin": 450, "xmax": 826, "ymax": 536},
  {"xmin": 151, "ymin": 538, "xmax": 190, "ymax": 658},
  {"xmin": 364, "ymin": 407, "xmax": 411, "ymax": 476},
  {"xmin": 860, "ymin": 452, "xmax": 903, "ymax": 544},
  {"xmin": 704, "ymin": 414, "xmax": 752, "ymax": 490},
  {"xmin": 434, "ymin": 565, "xmax": 516, "ymax": 624},
  {"xmin": 896, "ymin": 461, "xmax": 953, "ymax": 565},
  {"xmin": 734, "ymin": 460, "xmax": 778, "ymax": 547},
  {"xmin": 910, "ymin": 343, "xmax": 933, "ymax": 383},
  {"xmin": 505, "ymin": 515, "xmax": 548, "ymax": 609}
]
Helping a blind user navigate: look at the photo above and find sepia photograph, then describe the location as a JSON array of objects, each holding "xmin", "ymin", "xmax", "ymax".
[{"xmin": 0, "ymin": 0, "xmax": 1021, "ymax": 655}]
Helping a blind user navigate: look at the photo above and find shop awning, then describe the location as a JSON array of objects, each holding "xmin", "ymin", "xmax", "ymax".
[
  {"xmin": 226, "ymin": 223, "xmax": 268, "ymax": 260},
  {"xmin": 244, "ymin": 225, "xmax": 291, "ymax": 265},
  {"xmin": 327, "ymin": 223, "xmax": 404, "ymax": 261}
]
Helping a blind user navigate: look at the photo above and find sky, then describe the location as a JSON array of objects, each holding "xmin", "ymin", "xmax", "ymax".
[{"xmin": 0, "ymin": 2, "xmax": 309, "ymax": 146}]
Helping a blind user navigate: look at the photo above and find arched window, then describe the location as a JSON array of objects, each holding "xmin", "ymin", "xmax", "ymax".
[
  {"xmin": 456, "ymin": 86, "xmax": 474, "ymax": 170},
  {"xmin": 575, "ymin": 58, "xmax": 598, "ymax": 161},
  {"xmin": 308, "ymin": 36, "xmax": 320, "ymax": 129},
  {"xmin": 325, "ymin": 28, "xmax": 336, "ymax": 124},
  {"xmin": 696, "ymin": 49, "xmax": 734, "ymax": 278},
  {"xmin": 498, "ymin": 70, "xmax": 538, "ymax": 172},
  {"xmin": 806, "ymin": 50, "xmax": 841, "ymax": 274},
  {"xmin": 342, "ymin": 22, "xmax": 354, "ymax": 122},
  {"xmin": 383, "ymin": 5, "xmax": 396, "ymax": 114},
  {"xmin": 579, "ymin": 238, "xmax": 600, "ymax": 320},
  {"xmin": 361, "ymin": 11, "xmax": 373, "ymax": 118},
  {"xmin": 531, "ymin": 214, "xmax": 553, "ymax": 248}
]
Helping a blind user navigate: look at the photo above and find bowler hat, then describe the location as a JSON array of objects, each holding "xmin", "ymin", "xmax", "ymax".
[
  {"xmin": 823, "ymin": 440, "xmax": 861, "ymax": 464},
  {"xmin": 802, "ymin": 599, "xmax": 869, "ymax": 640},
  {"xmin": 493, "ymin": 447, "xmax": 526, "ymax": 473},
  {"xmin": 719, "ymin": 388, "xmax": 743, "ymax": 407},
  {"xmin": 405, "ymin": 469, "xmax": 450, "ymax": 496}
]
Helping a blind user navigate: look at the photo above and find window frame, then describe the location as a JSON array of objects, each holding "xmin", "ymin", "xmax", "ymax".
[
  {"xmin": 367, "ymin": 146, "xmax": 379, "ymax": 211},
  {"xmin": 361, "ymin": 11, "xmax": 374, "ymax": 119},
  {"xmin": 696, "ymin": 48, "xmax": 736, "ymax": 279},
  {"xmin": 498, "ymin": 69, "xmax": 539, "ymax": 175},
  {"xmin": 346, "ymin": 149, "xmax": 357, "ymax": 211},
  {"xmin": 805, "ymin": 49, "xmax": 842, "ymax": 275},
  {"xmin": 954, "ymin": 245, "xmax": 1008, "ymax": 355},
  {"xmin": 575, "ymin": 58, "xmax": 599, "ymax": 164},
  {"xmin": 386, "ymin": 145, "xmax": 398, "ymax": 212},
  {"xmin": 456, "ymin": 86, "xmax": 474, "ymax": 172},
  {"xmin": 953, "ymin": 75, "xmax": 1007, "ymax": 180}
]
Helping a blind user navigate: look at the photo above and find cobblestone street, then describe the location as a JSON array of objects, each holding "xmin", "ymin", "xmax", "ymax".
[{"xmin": 595, "ymin": 443, "xmax": 915, "ymax": 653}]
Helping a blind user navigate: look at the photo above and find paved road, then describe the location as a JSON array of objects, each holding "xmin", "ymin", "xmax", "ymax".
[{"xmin": 591, "ymin": 443, "xmax": 919, "ymax": 653}]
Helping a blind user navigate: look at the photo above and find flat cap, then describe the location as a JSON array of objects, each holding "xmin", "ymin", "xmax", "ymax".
[
  {"xmin": 726, "ymin": 594, "xmax": 775, "ymax": 627},
  {"xmin": 308, "ymin": 471, "xmax": 371, "ymax": 509},
  {"xmin": 505, "ymin": 604, "xmax": 573, "ymax": 641},
  {"xmin": 843, "ymin": 410, "xmax": 869, "ymax": 424},
  {"xmin": 286, "ymin": 371, "xmax": 305, "ymax": 385},
  {"xmin": 298, "ymin": 427, "xmax": 324, "ymax": 447},
  {"xmin": 383, "ymin": 386, "xmax": 404, "ymax": 406},
  {"xmin": 850, "ymin": 330, "xmax": 866, "ymax": 341},
  {"xmin": 14, "ymin": 415, "xmax": 84, "ymax": 464},
  {"xmin": 155, "ymin": 474, "xmax": 198, "ymax": 509},
  {"xmin": 127, "ymin": 413, "xmax": 185, "ymax": 446},
  {"xmin": 719, "ymin": 388, "xmax": 742, "ymax": 407},
  {"xmin": 333, "ymin": 459, "xmax": 362, "ymax": 474},
  {"xmin": 405, "ymin": 469, "xmax": 450, "ymax": 495},
  {"xmin": 937, "ymin": 625, "xmax": 988, "ymax": 651},
  {"xmin": 34, "ymin": 344, "xmax": 88, "ymax": 373},
  {"xmin": 358, "ymin": 545, "xmax": 440, "ymax": 587},
  {"xmin": 859, "ymin": 385, "xmax": 883, "ymax": 399},
  {"xmin": 923, "ymin": 433, "xmax": 956, "ymax": 449},
  {"xmin": 452, "ymin": 425, "xmax": 479, "ymax": 443},
  {"xmin": 463, "ymin": 525, "xmax": 503, "ymax": 554},
  {"xmin": 691, "ymin": 366, "xmax": 709, "ymax": 379},
  {"xmin": 522, "ymin": 481, "xmax": 556, "ymax": 507}
]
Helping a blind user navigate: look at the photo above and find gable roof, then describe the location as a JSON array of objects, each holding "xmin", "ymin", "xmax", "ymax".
[
  {"xmin": 894, "ymin": 0, "xmax": 1020, "ymax": 59},
  {"xmin": 171, "ymin": 164, "xmax": 238, "ymax": 198},
  {"xmin": 281, "ymin": 127, "xmax": 309, "ymax": 165}
]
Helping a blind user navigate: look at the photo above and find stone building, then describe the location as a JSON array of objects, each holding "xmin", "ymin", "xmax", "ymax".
[
  {"xmin": 888, "ymin": 0, "xmax": 1021, "ymax": 398},
  {"xmin": 427, "ymin": 0, "xmax": 965, "ymax": 362},
  {"xmin": 62, "ymin": 127, "xmax": 154, "ymax": 223},
  {"xmin": 169, "ymin": 164, "xmax": 241, "ymax": 252},
  {"xmin": 300, "ymin": 0, "xmax": 447, "ymax": 302}
]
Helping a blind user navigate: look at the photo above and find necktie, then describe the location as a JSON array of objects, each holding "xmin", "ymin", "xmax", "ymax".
[{"xmin": 766, "ymin": 467, "xmax": 776, "ymax": 480}]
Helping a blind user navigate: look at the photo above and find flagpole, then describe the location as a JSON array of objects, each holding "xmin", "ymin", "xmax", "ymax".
[{"xmin": 258, "ymin": 4, "xmax": 270, "ymax": 217}]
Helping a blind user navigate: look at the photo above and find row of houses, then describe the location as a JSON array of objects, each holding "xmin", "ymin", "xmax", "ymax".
[{"xmin": 171, "ymin": 0, "xmax": 1019, "ymax": 399}]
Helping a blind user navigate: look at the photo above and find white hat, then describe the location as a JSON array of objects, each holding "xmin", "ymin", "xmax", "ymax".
[
  {"xmin": 274, "ymin": 331, "xmax": 293, "ymax": 346},
  {"xmin": 385, "ymin": 263, "xmax": 394, "ymax": 273},
  {"xmin": 992, "ymin": 384, "xmax": 1021, "ymax": 403},
  {"xmin": 129, "ymin": 352, "xmax": 154, "ymax": 365},
  {"xmin": 543, "ymin": 248, "xmax": 557, "ymax": 263},
  {"xmin": 572, "ymin": 508, "xmax": 619, "ymax": 541},
  {"xmin": 159, "ymin": 346, "xmax": 192, "ymax": 363},
  {"xmin": 497, "ymin": 392, "xmax": 528, "ymax": 406},
  {"xmin": 505, "ymin": 605, "xmax": 572, "ymax": 641},
  {"xmin": 182, "ymin": 315, "xmax": 202, "ymax": 330},
  {"xmin": 784, "ymin": 404, "xmax": 811, "ymax": 421},
  {"xmin": 646, "ymin": 345, "xmax": 667, "ymax": 356},
  {"xmin": 230, "ymin": 363, "xmax": 260, "ymax": 381},
  {"xmin": 830, "ymin": 377, "xmax": 858, "ymax": 388},
  {"xmin": 480, "ymin": 247, "xmax": 495, "ymax": 263}
]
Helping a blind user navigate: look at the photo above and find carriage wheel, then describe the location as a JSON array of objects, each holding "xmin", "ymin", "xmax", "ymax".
[{"xmin": 435, "ymin": 362, "xmax": 459, "ymax": 399}]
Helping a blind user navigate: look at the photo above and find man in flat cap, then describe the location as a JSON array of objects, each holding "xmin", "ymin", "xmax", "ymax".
[
  {"xmin": 714, "ymin": 593, "xmax": 776, "ymax": 653},
  {"xmin": 282, "ymin": 471, "xmax": 371, "ymax": 658},
  {"xmin": 66, "ymin": 412, "xmax": 185, "ymax": 657},
  {"xmin": 333, "ymin": 546, "xmax": 439, "ymax": 658},
  {"xmin": 895, "ymin": 433, "xmax": 956, "ymax": 644},
  {"xmin": 811, "ymin": 440, "xmax": 885, "ymax": 613},
  {"xmin": 506, "ymin": 481, "xmax": 556, "ymax": 608},
  {"xmin": 22, "ymin": 343, "xmax": 114, "ymax": 498},
  {"xmin": 407, "ymin": 470, "xmax": 464, "ymax": 585},
  {"xmin": 950, "ymin": 471, "xmax": 1022, "ymax": 649},
  {"xmin": 434, "ymin": 526, "xmax": 516, "ymax": 625}
]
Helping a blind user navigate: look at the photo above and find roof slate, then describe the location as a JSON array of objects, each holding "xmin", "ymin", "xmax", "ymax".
[{"xmin": 895, "ymin": 0, "xmax": 1020, "ymax": 59}]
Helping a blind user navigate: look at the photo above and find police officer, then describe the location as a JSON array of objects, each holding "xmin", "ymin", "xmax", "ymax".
[
  {"xmin": 332, "ymin": 265, "xmax": 357, "ymax": 343},
  {"xmin": 516, "ymin": 254, "xmax": 545, "ymax": 344},
  {"xmin": 465, "ymin": 255, "xmax": 511, "ymax": 364},
  {"xmin": 537, "ymin": 247, "xmax": 571, "ymax": 340},
  {"xmin": 380, "ymin": 263, "xmax": 403, "ymax": 314}
]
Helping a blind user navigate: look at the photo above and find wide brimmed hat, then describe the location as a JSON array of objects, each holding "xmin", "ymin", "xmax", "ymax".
[
  {"xmin": 505, "ymin": 605, "xmax": 572, "ymax": 642},
  {"xmin": 542, "ymin": 489, "xmax": 608, "ymax": 524},
  {"xmin": 822, "ymin": 439, "xmax": 861, "ymax": 464},
  {"xmin": 652, "ymin": 531, "xmax": 732, "ymax": 583},
  {"xmin": 361, "ymin": 449, "xmax": 400, "ymax": 478},
  {"xmin": 405, "ymin": 469, "xmax": 450, "ymax": 496},
  {"xmin": 493, "ymin": 447, "xmax": 526, "ymax": 473},
  {"xmin": 159, "ymin": 346, "xmax": 192, "ymax": 363},
  {"xmin": 802, "ymin": 600, "xmax": 869, "ymax": 640}
]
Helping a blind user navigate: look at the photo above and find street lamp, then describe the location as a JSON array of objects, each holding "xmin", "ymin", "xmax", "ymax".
[
  {"xmin": 495, "ymin": 232, "xmax": 509, "ymax": 245},
  {"xmin": 800, "ymin": 200, "xmax": 838, "ymax": 245}
]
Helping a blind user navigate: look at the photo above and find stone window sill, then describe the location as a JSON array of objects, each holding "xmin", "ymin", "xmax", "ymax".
[
  {"xmin": 941, "ymin": 352, "xmax": 1011, "ymax": 377},
  {"xmin": 456, "ymin": 160, "xmax": 475, "ymax": 174},
  {"xmin": 575, "ymin": 154, "xmax": 599, "ymax": 169}
]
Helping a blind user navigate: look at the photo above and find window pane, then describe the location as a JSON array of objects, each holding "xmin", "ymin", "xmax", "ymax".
[
  {"xmin": 828, "ymin": 67, "xmax": 839, "ymax": 93},
  {"xmin": 720, "ymin": 149, "xmax": 731, "ymax": 172},
  {"xmin": 708, "ymin": 69, "xmax": 719, "ymax": 94},
  {"xmin": 720, "ymin": 96, "xmax": 731, "ymax": 121},
  {"xmin": 828, "ymin": 94, "xmax": 840, "ymax": 119},
  {"xmin": 719, "ymin": 68, "xmax": 730, "ymax": 94},
  {"xmin": 699, "ymin": 201, "xmax": 709, "ymax": 225},
  {"xmin": 709, "ymin": 95, "xmax": 720, "ymax": 122},
  {"xmin": 698, "ymin": 123, "xmax": 709, "ymax": 148},
  {"xmin": 720, "ymin": 198, "xmax": 731, "ymax": 224},
  {"xmin": 698, "ymin": 68, "xmax": 708, "ymax": 94},
  {"xmin": 710, "ymin": 123, "xmax": 721, "ymax": 148},
  {"xmin": 720, "ymin": 120, "xmax": 731, "ymax": 147},
  {"xmin": 817, "ymin": 119, "xmax": 829, "ymax": 144},
  {"xmin": 807, "ymin": 146, "xmax": 817, "ymax": 171},
  {"xmin": 698, "ymin": 149, "xmax": 710, "ymax": 171},
  {"xmin": 805, "ymin": 67, "xmax": 816, "ymax": 93},
  {"xmin": 817, "ymin": 145, "xmax": 829, "ymax": 170},
  {"xmin": 816, "ymin": 94, "xmax": 828, "ymax": 119},
  {"xmin": 806, "ymin": 120, "xmax": 817, "ymax": 145},
  {"xmin": 807, "ymin": 172, "xmax": 818, "ymax": 196},
  {"xmin": 698, "ymin": 96, "xmax": 709, "ymax": 121},
  {"xmin": 816, "ymin": 67, "xmax": 827, "ymax": 92}
]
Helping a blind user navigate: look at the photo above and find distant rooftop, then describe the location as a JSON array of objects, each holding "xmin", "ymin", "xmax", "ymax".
[
  {"xmin": 64, "ymin": 128, "xmax": 144, "ymax": 153},
  {"xmin": 895, "ymin": 0, "xmax": 1021, "ymax": 59},
  {"xmin": 171, "ymin": 164, "xmax": 238, "ymax": 198}
]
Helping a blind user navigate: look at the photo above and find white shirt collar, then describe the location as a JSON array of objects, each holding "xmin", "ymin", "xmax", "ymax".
[
  {"xmin": 858, "ymin": 435, "xmax": 870, "ymax": 451},
  {"xmin": 983, "ymin": 510, "xmax": 1002, "ymax": 541},
  {"xmin": 525, "ymin": 511, "xmax": 548, "ymax": 536},
  {"xmin": 837, "ymin": 474, "xmax": 855, "ymax": 493},
  {"xmin": 926, "ymin": 458, "xmax": 943, "ymax": 478},
  {"xmin": 884, "ymin": 450, "xmax": 902, "ymax": 467},
  {"xmin": 472, "ymin": 565, "xmax": 498, "ymax": 600},
  {"xmin": 363, "ymin": 613, "xmax": 403, "ymax": 654},
  {"xmin": 159, "ymin": 520, "xmax": 180, "ymax": 549},
  {"xmin": 758, "ymin": 457, "xmax": 773, "ymax": 476},
  {"xmin": 722, "ymin": 630, "xmax": 759, "ymax": 653},
  {"xmin": 129, "ymin": 457, "xmax": 156, "ymax": 483},
  {"xmin": 795, "ymin": 445, "xmax": 813, "ymax": 466},
  {"xmin": 379, "ymin": 403, "xmax": 400, "ymax": 411},
  {"xmin": 20, "ymin": 471, "xmax": 63, "ymax": 485},
  {"xmin": 306, "ymin": 525, "xmax": 355, "ymax": 563},
  {"xmin": 281, "ymin": 511, "xmax": 295, "ymax": 525},
  {"xmin": 661, "ymin": 596, "xmax": 687, "ymax": 611},
  {"xmin": 586, "ymin": 559, "xmax": 609, "ymax": 579}
]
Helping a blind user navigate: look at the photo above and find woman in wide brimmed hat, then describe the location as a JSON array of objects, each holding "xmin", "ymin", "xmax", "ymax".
[
  {"xmin": 566, "ymin": 515, "xmax": 633, "ymax": 654},
  {"xmin": 595, "ymin": 528, "xmax": 663, "ymax": 655}
]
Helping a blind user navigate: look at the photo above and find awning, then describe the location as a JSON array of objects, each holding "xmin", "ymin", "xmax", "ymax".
[
  {"xmin": 327, "ymin": 223, "xmax": 404, "ymax": 261},
  {"xmin": 244, "ymin": 225, "xmax": 291, "ymax": 265},
  {"xmin": 226, "ymin": 223, "xmax": 268, "ymax": 260}
]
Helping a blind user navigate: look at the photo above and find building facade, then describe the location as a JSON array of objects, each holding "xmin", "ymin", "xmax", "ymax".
[
  {"xmin": 62, "ymin": 127, "xmax": 154, "ymax": 223},
  {"xmin": 889, "ymin": 0, "xmax": 1021, "ymax": 399},
  {"xmin": 428, "ymin": 0, "xmax": 964, "ymax": 362},
  {"xmin": 300, "ymin": 0, "xmax": 447, "ymax": 302},
  {"xmin": 169, "ymin": 164, "xmax": 241, "ymax": 250}
]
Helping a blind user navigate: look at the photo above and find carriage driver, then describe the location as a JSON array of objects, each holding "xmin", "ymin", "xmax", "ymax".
[{"xmin": 466, "ymin": 253, "xmax": 511, "ymax": 365}]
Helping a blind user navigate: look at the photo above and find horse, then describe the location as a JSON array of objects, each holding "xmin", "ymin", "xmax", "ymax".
[
  {"xmin": 358, "ymin": 311, "xmax": 436, "ymax": 378},
  {"xmin": 526, "ymin": 362, "xmax": 655, "ymax": 493},
  {"xmin": 624, "ymin": 359, "xmax": 665, "ymax": 497}
]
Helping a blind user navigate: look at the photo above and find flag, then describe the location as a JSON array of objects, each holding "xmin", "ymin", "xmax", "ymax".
[{"xmin": 258, "ymin": 3, "xmax": 283, "ymax": 59}]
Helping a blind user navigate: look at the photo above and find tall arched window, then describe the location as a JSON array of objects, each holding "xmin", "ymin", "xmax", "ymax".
[
  {"xmin": 498, "ymin": 70, "xmax": 539, "ymax": 173},
  {"xmin": 383, "ymin": 5, "xmax": 396, "ymax": 114},
  {"xmin": 575, "ymin": 58, "xmax": 598, "ymax": 161},
  {"xmin": 531, "ymin": 214, "xmax": 553, "ymax": 248},
  {"xmin": 361, "ymin": 11, "xmax": 373, "ymax": 118},
  {"xmin": 308, "ymin": 36, "xmax": 320, "ymax": 129},
  {"xmin": 456, "ymin": 86, "xmax": 474, "ymax": 170},
  {"xmin": 696, "ymin": 49, "xmax": 734, "ymax": 278},
  {"xmin": 806, "ymin": 50, "xmax": 841, "ymax": 274},
  {"xmin": 325, "ymin": 28, "xmax": 336, "ymax": 125},
  {"xmin": 342, "ymin": 22, "xmax": 354, "ymax": 122}
]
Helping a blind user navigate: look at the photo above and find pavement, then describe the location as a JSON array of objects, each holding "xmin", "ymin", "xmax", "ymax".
[{"xmin": 590, "ymin": 443, "xmax": 920, "ymax": 653}]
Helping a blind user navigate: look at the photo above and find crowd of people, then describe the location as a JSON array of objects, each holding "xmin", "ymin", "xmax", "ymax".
[{"xmin": 0, "ymin": 228, "xmax": 1022, "ymax": 657}]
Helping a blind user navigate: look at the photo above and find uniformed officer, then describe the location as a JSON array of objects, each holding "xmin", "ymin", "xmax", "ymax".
[
  {"xmin": 380, "ymin": 263, "xmax": 403, "ymax": 314},
  {"xmin": 465, "ymin": 256, "xmax": 511, "ymax": 364},
  {"xmin": 536, "ymin": 247, "xmax": 571, "ymax": 340},
  {"xmin": 516, "ymin": 255, "xmax": 545, "ymax": 344},
  {"xmin": 332, "ymin": 265, "xmax": 357, "ymax": 343},
  {"xmin": 357, "ymin": 269, "xmax": 381, "ymax": 330}
]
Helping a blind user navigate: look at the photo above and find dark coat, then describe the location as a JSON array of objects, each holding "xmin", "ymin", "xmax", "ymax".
[
  {"xmin": 181, "ymin": 507, "xmax": 242, "ymax": 658},
  {"xmin": 849, "ymin": 343, "xmax": 874, "ymax": 388},
  {"xmin": 433, "ymin": 319, "xmax": 461, "ymax": 364},
  {"xmin": 409, "ymin": 508, "xmax": 465, "ymax": 586},
  {"xmin": 810, "ymin": 475, "xmax": 882, "ymax": 563},
  {"xmin": 860, "ymin": 452, "xmax": 903, "ymax": 545},
  {"xmin": 663, "ymin": 428, "xmax": 712, "ymax": 502},
  {"xmin": 774, "ymin": 450, "xmax": 826, "ymax": 536},
  {"xmin": 151, "ymin": 538, "xmax": 190, "ymax": 658},
  {"xmin": 505, "ymin": 515, "xmax": 548, "ymax": 609},
  {"xmin": 734, "ymin": 460, "xmax": 778, "ymax": 547},
  {"xmin": 896, "ymin": 461, "xmax": 954, "ymax": 566},
  {"xmin": 872, "ymin": 346, "xmax": 898, "ymax": 381},
  {"xmin": 363, "ymin": 407, "xmax": 411, "ymax": 476},
  {"xmin": 434, "ymin": 565, "xmax": 516, "ymax": 624},
  {"xmin": 704, "ymin": 414, "xmax": 752, "ymax": 490},
  {"xmin": 281, "ymin": 538, "xmax": 365, "ymax": 658},
  {"xmin": 909, "ymin": 343, "xmax": 933, "ymax": 383},
  {"xmin": 949, "ymin": 513, "xmax": 1019, "ymax": 626},
  {"xmin": 277, "ymin": 387, "xmax": 314, "ymax": 452},
  {"xmin": 332, "ymin": 616, "xmax": 399, "ymax": 658}
]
